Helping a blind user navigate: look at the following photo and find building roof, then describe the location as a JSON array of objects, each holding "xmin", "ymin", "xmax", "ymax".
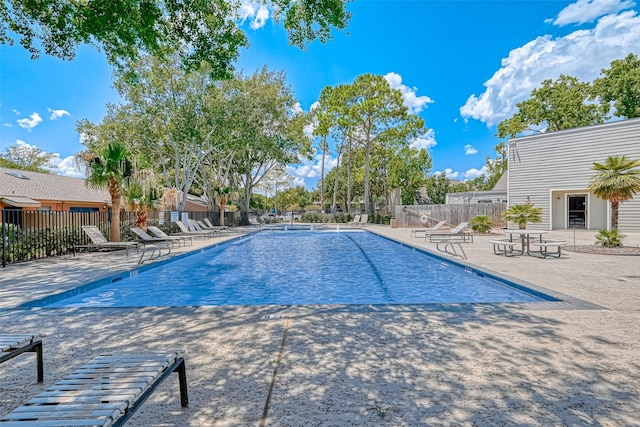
[
  {"xmin": 492, "ymin": 173, "xmax": 507, "ymax": 191},
  {"xmin": 0, "ymin": 167, "xmax": 111, "ymax": 204}
]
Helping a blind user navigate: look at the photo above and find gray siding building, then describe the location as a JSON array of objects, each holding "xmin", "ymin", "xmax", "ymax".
[{"xmin": 508, "ymin": 118, "xmax": 640, "ymax": 231}]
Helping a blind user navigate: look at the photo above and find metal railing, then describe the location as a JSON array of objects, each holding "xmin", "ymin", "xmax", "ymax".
[{"xmin": 1, "ymin": 209, "xmax": 236, "ymax": 267}]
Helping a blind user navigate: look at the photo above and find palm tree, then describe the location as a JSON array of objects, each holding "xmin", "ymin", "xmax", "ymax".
[
  {"xmin": 81, "ymin": 143, "xmax": 133, "ymax": 242},
  {"xmin": 588, "ymin": 155, "xmax": 640, "ymax": 229},
  {"xmin": 124, "ymin": 170, "xmax": 160, "ymax": 231},
  {"xmin": 503, "ymin": 203, "xmax": 542, "ymax": 229},
  {"xmin": 212, "ymin": 185, "xmax": 238, "ymax": 226}
]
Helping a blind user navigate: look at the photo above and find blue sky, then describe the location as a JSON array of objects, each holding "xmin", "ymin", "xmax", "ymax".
[{"xmin": 1, "ymin": 0, "xmax": 640, "ymax": 189}]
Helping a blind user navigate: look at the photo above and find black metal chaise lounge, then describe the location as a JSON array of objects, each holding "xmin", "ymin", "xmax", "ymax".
[
  {"xmin": 0, "ymin": 351, "xmax": 188, "ymax": 426},
  {"xmin": 79, "ymin": 226, "xmax": 140, "ymax": 256},
  {"xmin": 147, "ymin": 226, "xmax": 193, "ymax": 247},
  {"xmin": 0, "ymin": 334, "xmax": 44, "ymax": 383}
]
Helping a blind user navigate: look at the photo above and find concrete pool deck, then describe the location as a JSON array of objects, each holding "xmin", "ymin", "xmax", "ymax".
[{"xmin": 0, "ymin": 226, "xmax": 639, "ymax": 425}]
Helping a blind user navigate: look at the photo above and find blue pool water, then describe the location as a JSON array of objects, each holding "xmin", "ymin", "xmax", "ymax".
[{"xmin": 43, "ymin": 230, "xmax": 551, "ymax": 308}]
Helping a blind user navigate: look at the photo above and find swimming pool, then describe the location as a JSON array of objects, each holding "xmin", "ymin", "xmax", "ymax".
[{"xmin": 40, "ymin": 230, "xmax": 555, "ymax": 308}]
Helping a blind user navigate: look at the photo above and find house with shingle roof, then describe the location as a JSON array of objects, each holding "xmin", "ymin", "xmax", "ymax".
[
  {"xmin": 0, "ymin": 167, "xmax": 213, "ymax": 213},
  {"xmin": 0, "ymin": 167, "xmax": 111, "ymax": 212}
]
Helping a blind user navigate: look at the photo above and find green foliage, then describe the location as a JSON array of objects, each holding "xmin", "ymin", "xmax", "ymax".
[
  {"xmin": 1, "ymin": 225, "xmax": 82, "ymax": 262},
  {"xmin": 387, "ymin": 146, "xmax": 432, "ymax": 205},
  {"xmin": 592, "ymin": 53, "xmax": 640, "ymax": 119},
  {"xmin": 80, "ymin": 143, "xmax": 134, "ymax": 242},
  {"xmin": 595, "ymin": 228, "xmax": 626, "ymax": 247},
  {"xmin": 588, "ymin": 155, "xmax": 640, "ymax": 229},
  {"xmin": 496, "ymin": 74, "xmax": 608, "ymax": 138},
  {"xmin": 470, "ymin": 215, "xmax": 493, "ymax": 233},
  {"xmin": 0, "ymin": 143, "xmax": 56, "ymax": 173},
  {"xmin": 473, "ymin": 142, "xmax": 507, "ymax": 191},
  {"xmin": 250, "ymin": 193, "xmax": 269, "ymax": 211},
  {"xmin": 503, "ymin": 203, "xmax": 542, "ymax": 229},
  {"xmin": 2, "ymin": 0, "xmax": 350, "ymax": 78},
  {"xmin": 318, "ymin": 73, "xmax": 428, "ymax": 215},
  {"xmin": 371, "ymin": 214, "xmax": 392, "ymax": 225},
  {"xmin": 424, "ymin": 173, "xmax": 450, "ymax": 204}
]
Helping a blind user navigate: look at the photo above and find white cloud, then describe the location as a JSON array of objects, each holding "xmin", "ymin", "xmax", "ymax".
[
  {"xmin": 553, "ymin": 0, "xmax": 635, "ymax": 26},
  {"xmin": 50, "ymin": 153, "xmax": 85, "ymax": 177},
  {"xmin": 287, "ymin": 152, "xmax": 339, "ymax": 186},
  {"xmin": 16, "ymin": 112, "xmax": 42, "ymax": 131},
  {"xmin": 12, "ymin": 109, "xmax": 20, "ymax": 115},
  {"xmin": 433, "ymin": 168, "xmax": 460, "ymax": 179},
  {"xmin": 464, "ymin": 144, "xmax": 478, "ymax": 155},
  {"xmin": 463, "ymin": 166, "xmax": 488, "ymax": 180},
  {"xmin": 238, "ymin": 1, "xmax": 270, "ymax": 29},
  {"xmin": 384, "ymin": 72, "xmax": 434, "ymax": 114},
  {"xmin": 3, "ymin": 123, "xmax": 12, "ymax": 127},
  {"xmin": 410, "ymin": 128, "xmax": 437, "ymax": 150},
  {"xmin": 48, "ymin": 108, "xmax": 70, "ymax": 120},
  {"xmin": 290, "ymin": 176, "xmax": 306, "ymax": 188},
  {"xmin": 460, "ymin": 10, "xmax": 640, "ymax": 126}
]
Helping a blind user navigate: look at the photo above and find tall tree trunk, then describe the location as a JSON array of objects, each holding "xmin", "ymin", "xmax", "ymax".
[
  {"xmin": 347, "ymin": 137, "xmax": 352, "ymax": 213},
  {"xmin": 237, "ymin": 180, "xmax": 253, "ymax": 226},
  {"xmin": 109, "ymin": 186, "xmax": 122, "ymax": 242},
  {"xmin": 364, "ymin": 139, "xmax": 372, "ymax": 215},
  {"xmin": 219, "ymin": 197, "xmax": 226, "ymax": 226},
  {"xmin": 332, "ymin": 153, "xmax": 341, "ymax": 213},
  {"xmin": 320, "ymin": 135, "xmax": 326, "ymax": 213},
  {"xmin": 611, "ymin": 200, "xmax": 619, "ymax": 229}
]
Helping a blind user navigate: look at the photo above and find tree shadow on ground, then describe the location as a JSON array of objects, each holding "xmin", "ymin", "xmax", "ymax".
[{"xmin": 0, "ymin": 304, "xmax": 638, "ymax": 426}]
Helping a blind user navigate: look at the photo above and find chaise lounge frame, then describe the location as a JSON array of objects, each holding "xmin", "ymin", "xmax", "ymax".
[
  {"xmin": 0, "ymin": 334, "xmax": 43, "ymax": 383},
  {"xmin": 0, "ymin": 351, "xmax": 188, "ymax": 426}
]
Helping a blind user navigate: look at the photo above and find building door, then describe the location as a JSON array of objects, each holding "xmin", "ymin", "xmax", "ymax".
[{"xmin": 568, "ymin": 195, "xmax": 587, "ymax": 228}]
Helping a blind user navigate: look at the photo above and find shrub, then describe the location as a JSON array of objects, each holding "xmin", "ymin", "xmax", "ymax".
[
  {"xmin": 595, "ymin": 228, "xmax": 626, "ymax": 247},
  {"xmin": 470, "ymin": 215, "xmax": 493, "ymax": 233},
  {"xmin": 503, "ymin": 203, "xmax": 542, "ymax": 229}
]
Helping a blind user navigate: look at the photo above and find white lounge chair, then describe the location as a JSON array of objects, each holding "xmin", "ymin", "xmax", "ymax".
[
  {"xmin": 426, "ymin": 221, "xmax": 473, "ymax": 243},
  {"xmin": 411, "ymin": 220, "xmax": 447, "ymax": 238},
  {"xmin": 346, "ymin": 214, "xmax": 361, "ymax": 226},
  {"xmin": 357, "ymin": 214, "xmax": 369, "ymax": 227}
]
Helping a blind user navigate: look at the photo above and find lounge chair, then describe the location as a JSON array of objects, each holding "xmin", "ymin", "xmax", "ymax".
[
  {"xmin": 0, "ymin": 351, "xmax": 188, "ymax": 426},
  {"xmin": 0, "ymin": 333, "xmax": 44, "ymax": 382},
  {"xmin": 346, "ymin": 214, "xmax": 361, "ymax": 226},
  {"xmin": 203, "ymin": 218, "xmax": 228, "ymax": 232},
  {"xmin": 79, "ymin": 226, "xmax": 139, "ymax": 255},
  {"xmin": 130, "ymin": 226, "xmax": 182, "ymax": 248},
  {"xmin": 357, "ymin": 214, "xmax": 369, "ymax": 227},
  {"xmin": 147, "ymin": 226, "xmax": 193, "ymax": 247},
  {"xmin": 198, "ymin": 219, "xmax": 226, "ymax": 234},
  {"xmin": 426, "ymin": 221, "xmax": 473, "ymax": 243},
  {"xmin": 186, "ymin": 219, "xmax": 220, "ymax": 237},
  {"xmin": 173, "ymin": 220, "xmax": 214, "ymax": 238},
  {"xmin": 411, "ymin": 220, "xmax": 447, "ymax": 238}
]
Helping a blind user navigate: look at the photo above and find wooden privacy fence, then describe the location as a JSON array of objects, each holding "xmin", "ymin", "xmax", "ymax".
[{"xmin": 394, "ymin": 202, "xmax": 507, "ymax": 229}]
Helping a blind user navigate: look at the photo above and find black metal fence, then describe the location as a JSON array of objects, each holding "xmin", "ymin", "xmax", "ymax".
[{"xmin": 1, "ymin": 209, "xmax": 235, "ymax": 267}]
